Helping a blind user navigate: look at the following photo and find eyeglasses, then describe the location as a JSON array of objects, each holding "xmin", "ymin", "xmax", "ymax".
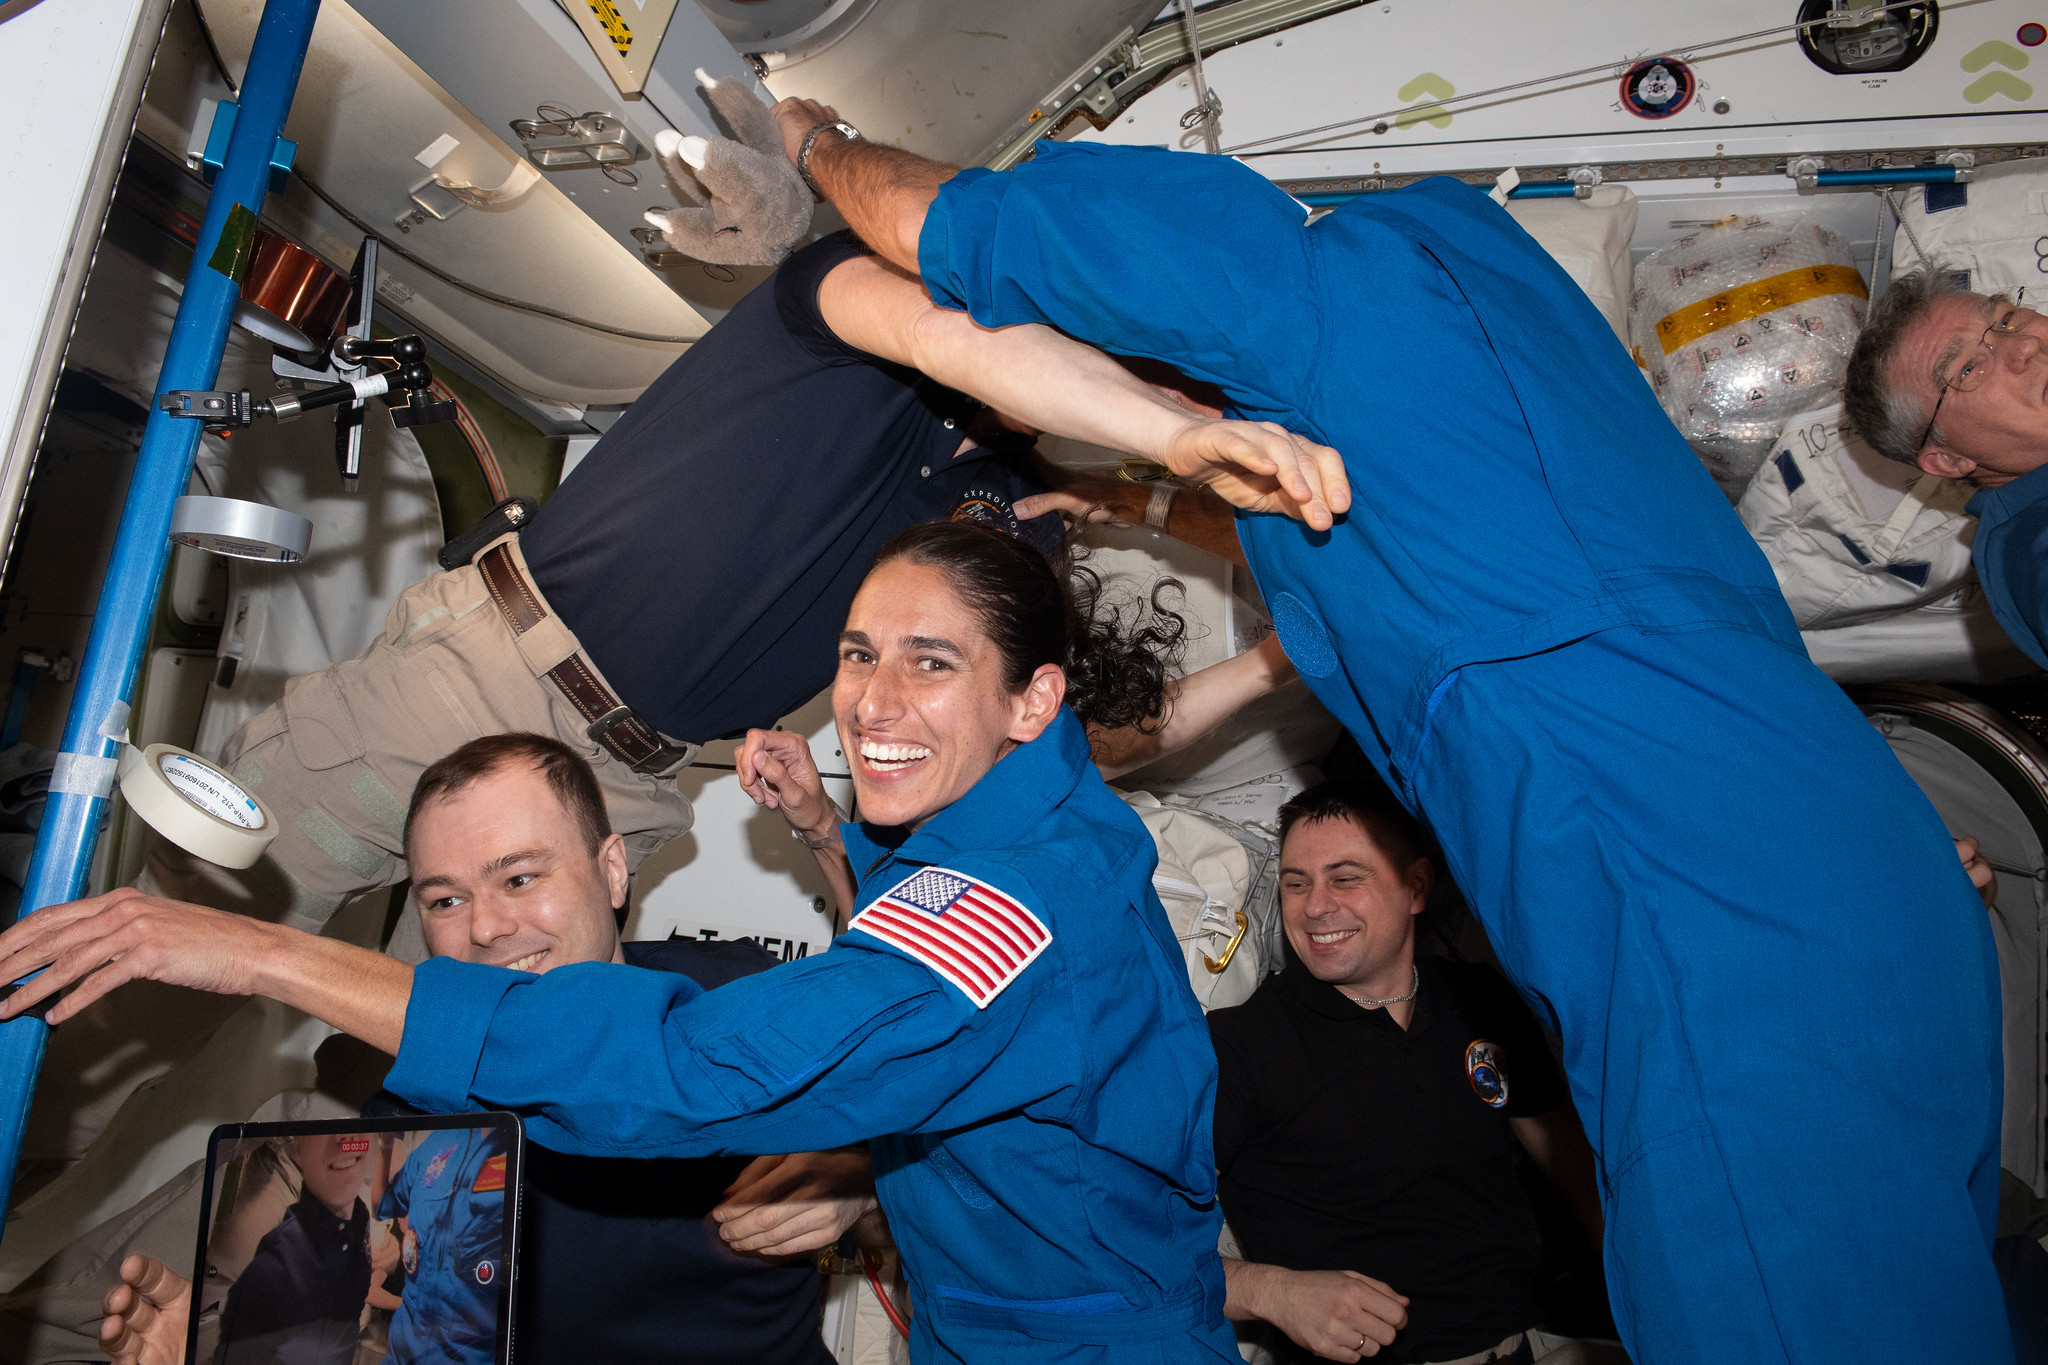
[{"xmin": 1920, "ymin": 300, "xmax": 2035, "ymax": 452}]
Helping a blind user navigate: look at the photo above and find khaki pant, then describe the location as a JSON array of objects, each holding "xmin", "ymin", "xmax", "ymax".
[
  {"xmin": 27, "ymin": 536, "xmax": 694, "ymax": 1161},
  {"xmin": 147, "ymin": 533, "xmax": 693, "ymax": 925}
]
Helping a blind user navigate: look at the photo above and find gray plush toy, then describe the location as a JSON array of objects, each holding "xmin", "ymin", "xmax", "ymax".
[{"xmin": 644, "ymin": 69, "xmax": 814, "ymax": 268}]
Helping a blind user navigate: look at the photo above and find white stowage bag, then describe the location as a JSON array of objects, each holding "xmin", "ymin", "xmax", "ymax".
[
  {"xmin": 1630, "ymin": 215, "xmax": 1869, "ymax": 500},
  {"xmin": 1890, "ymin": 156, "xmax": 2048, "ymax": 299},
  {"xmin": 1120, "ymin": 791, "xmax": 1278, "ymax": 1012},
  {"xmin": 1505, "ymin": 185, "xmax": 1639, "ymax": 346},
  {"xmin": 1737, "ymin": 403, "xmax": 2034, "ymax": 682}
]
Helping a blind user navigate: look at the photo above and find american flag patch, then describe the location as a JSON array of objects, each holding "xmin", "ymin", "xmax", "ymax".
[{"xmin": 851, "ymin": 866, "xmax": 1051, "ymax": 1008}]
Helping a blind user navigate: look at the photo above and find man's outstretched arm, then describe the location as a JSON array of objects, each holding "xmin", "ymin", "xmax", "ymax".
[
  {"xmin": 818, "ymin": 254, "xmax": 1341, "ymax": 524},
  {"xmin": 99, "ymin": 1253, "xmax": 189, "ymax": 1365},
  {"xmin": 1090, "ymin": 633, "xmax": 1296, "ymax": 782},
  {"xmin": 1015, "ymin": 462, "xmax": 1246, "ymax": 566},
  {"xmin": 774, "ymin": 97, "xmax": 940, "ymax": 275},
  {"xmin": 777, "ymin": 98, "xmax": 1350, "ymax": 530},
  {"xmin": 0, "ymin": 888, "xmax": 410, "ymax": 1054}
]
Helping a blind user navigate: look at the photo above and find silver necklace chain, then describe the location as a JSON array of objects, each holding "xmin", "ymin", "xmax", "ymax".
[{"xmin": 1341, "ymin": 964, "xmax": 1420, "ymax": 1010}]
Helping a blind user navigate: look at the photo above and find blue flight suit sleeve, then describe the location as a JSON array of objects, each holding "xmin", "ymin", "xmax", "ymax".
[
  {"xmin": 918, "ymin": 142, "xmax": 1318, "ymax": 419},
  {"xmin": 1973, "ymin": 488, "xmax": 2048, "ymax": 671},
  {"xmin": 377, "ymin": 1149, "xmax": 412, "ymax": 1222},
  {"xmin": 383, "ymin": 901, "xmax": 1073, "ymax": 1159}
]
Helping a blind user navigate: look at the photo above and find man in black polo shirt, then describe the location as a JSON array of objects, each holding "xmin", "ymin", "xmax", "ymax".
[
  {"xmin": 1211, "ymin": 779, "xmax": 1602, "ymax": 1365},
  {"xmin": 97, "ymin": 733, "xmax": 878, "ymax": 1365}
]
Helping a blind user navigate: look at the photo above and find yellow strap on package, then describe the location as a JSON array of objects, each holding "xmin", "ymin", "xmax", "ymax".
[{"xmin": 1654, "ymin": 265, "xmax": 1868, "ymax": 355}]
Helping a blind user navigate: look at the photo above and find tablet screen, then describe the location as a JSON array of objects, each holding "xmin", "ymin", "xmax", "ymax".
[{"xmin": 190, "ymin": 1113, "xmax": 522, "ymax": 1365}]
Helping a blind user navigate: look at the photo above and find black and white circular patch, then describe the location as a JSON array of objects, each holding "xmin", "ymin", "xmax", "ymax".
[{"xmin": 1619, "ymin": 58, "xmax": 1695, "ymax": 119}]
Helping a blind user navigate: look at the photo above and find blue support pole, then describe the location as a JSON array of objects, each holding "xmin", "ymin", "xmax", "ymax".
[
  {"xmin": 1504, "ymin": 181, "xmax": 1580, "ymax": 199},
  {"xmin": 1812, "ymin": 166, "xmax": 1959, "ymax": 188},
  {"xmin": 0, "ymin": 0, "xmax": 322, "ymax": 1231}
]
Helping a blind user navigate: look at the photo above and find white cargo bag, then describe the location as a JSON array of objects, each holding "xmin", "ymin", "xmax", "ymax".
[
  {"xmin": 1630, "ymin": 215, "xmax": 1867, "ymax": 498},
  {"xmin": 1891, "ymin": 157, "xmax": 2048, "ymax": 301},
  {"xmin": 1505, "ymin": 185, "xmax": 1639, "ymax": 346},
  {"xmin": 1121, "ymin": 790, "xmax": 1278, "ymax": 1011},
  {"xmin": 1737, "ymin": 404, "xmax": 2034, "ymax": 682}
]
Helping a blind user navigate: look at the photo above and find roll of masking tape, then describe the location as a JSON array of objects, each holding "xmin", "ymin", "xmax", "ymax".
[{"xmin": 117, "ymin": 744, "xmax": 276, "ymax": 869}]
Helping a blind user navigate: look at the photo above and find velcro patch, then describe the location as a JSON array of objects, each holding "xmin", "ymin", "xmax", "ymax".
[
  {"xmin": 471, "ymin": 1154, "xmax": 506, "ymax": 1193},
  {"xmin": 852, "ymin": 866, "xmax": 1051, "ymax": 1009}
]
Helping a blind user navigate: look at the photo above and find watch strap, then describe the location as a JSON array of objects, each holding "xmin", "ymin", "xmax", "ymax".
[
  {"xmin": 1144, "ymin": 482, "xmax": 1179, "ymax": 530},
  {"xmin": 797, "ymin": 120, "xmax": 862, "ymax": 199}
]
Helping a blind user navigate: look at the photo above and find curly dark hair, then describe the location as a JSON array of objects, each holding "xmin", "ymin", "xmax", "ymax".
[{"xmin": 872, "ymin": 520, "xmax": 1186, "ymax": 733}]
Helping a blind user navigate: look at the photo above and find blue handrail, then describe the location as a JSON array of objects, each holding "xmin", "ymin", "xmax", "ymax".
[
  {"xmin": 0, "ymin": 0, "xmax": 323, "ymax": 1233},
  {"xmin": 1812, "ymin": 166, "xmax": 1960, "ymax": 187}
]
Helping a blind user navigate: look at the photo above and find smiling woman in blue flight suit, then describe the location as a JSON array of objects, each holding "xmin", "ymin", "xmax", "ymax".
[{"xmin": 370, "ymin": 520, "xmax": 1234, "ymax": 1362}]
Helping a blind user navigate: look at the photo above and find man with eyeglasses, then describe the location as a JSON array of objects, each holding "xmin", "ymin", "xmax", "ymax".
[{"xmin": 1842, "ymin": 274, "xmax": 2046, "ymax": 666}]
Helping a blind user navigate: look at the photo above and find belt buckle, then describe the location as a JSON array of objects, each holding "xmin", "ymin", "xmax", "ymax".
[
  {"xmin": 587, "ymin": 705, "xmax": 691, "ymax": 775},
  {"xmin": 585, "ymin": 704, "xmax": 639, "ymax": 748}
]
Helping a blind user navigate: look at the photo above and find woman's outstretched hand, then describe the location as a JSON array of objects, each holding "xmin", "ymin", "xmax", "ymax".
[{"xmin": 737, "ymin": 728, "xmax": 838, "ymax": 843}]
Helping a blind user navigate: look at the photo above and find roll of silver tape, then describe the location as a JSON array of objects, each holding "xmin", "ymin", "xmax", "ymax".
[{"xmin": 168, "ymin": 496, "xmax": 311, "ymax": 563}]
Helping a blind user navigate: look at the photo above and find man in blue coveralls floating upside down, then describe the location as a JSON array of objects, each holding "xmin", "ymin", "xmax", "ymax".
[{"xmin": 763, "ymin": 99, "xmax": 2013, "ymax": 1364}]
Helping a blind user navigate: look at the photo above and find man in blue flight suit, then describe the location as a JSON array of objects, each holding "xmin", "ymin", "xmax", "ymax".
[
  {"xmin": 773, "ymin": 104, "xmax": 2012, "ymax": 1364},
  {"xmin": 1841, "ymin": 272, "xmax": 2047, "ymax": 663},
  {"xmin": 84, "ymin": 734, "xmax": 871, "ymax": 1365},
  {"xmin": 377, "ymin": 1125, "xmax": 508, "ymax": 1365}
]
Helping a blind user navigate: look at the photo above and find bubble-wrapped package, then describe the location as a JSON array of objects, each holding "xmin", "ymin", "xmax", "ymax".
[{"xmin": 1629, "ymin": 215, "xmax": 1868, "ymax": 500}]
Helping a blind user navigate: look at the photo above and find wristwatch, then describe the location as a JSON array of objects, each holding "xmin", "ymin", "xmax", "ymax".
[
  {"xmin": 1144, "ymin": 482, "xmax": 1180, "ymax": 530},
  {"xmin": 797, "ymin": 120, "xmax": 863, "ymax": 199}
]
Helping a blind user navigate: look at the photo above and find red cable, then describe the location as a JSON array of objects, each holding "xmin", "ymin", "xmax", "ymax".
[
  {"xmin": 428, "ymin": 378, "xmax": 508, "ymax": 503},
  {"xmin": 861, "ymin": 1248, "xmax": 910, "ymax": 1340}
]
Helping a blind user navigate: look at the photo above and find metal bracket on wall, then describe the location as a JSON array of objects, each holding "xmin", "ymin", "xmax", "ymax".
[
  {"xmin": 395, "ymin": 176, "xmax": 468, "ymax": 232},
  {"xmin": 511, "ymin": 107, "xmax": 646, "ymax": 173},
  {"xmin": 979, "ymin": 0, "xmax": 1371, "ymax": 170}
]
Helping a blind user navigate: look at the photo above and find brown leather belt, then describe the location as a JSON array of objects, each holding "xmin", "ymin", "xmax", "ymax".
[{"xmin": 477, "ymin": 543, "xmax": 694, "ymax": 776}]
